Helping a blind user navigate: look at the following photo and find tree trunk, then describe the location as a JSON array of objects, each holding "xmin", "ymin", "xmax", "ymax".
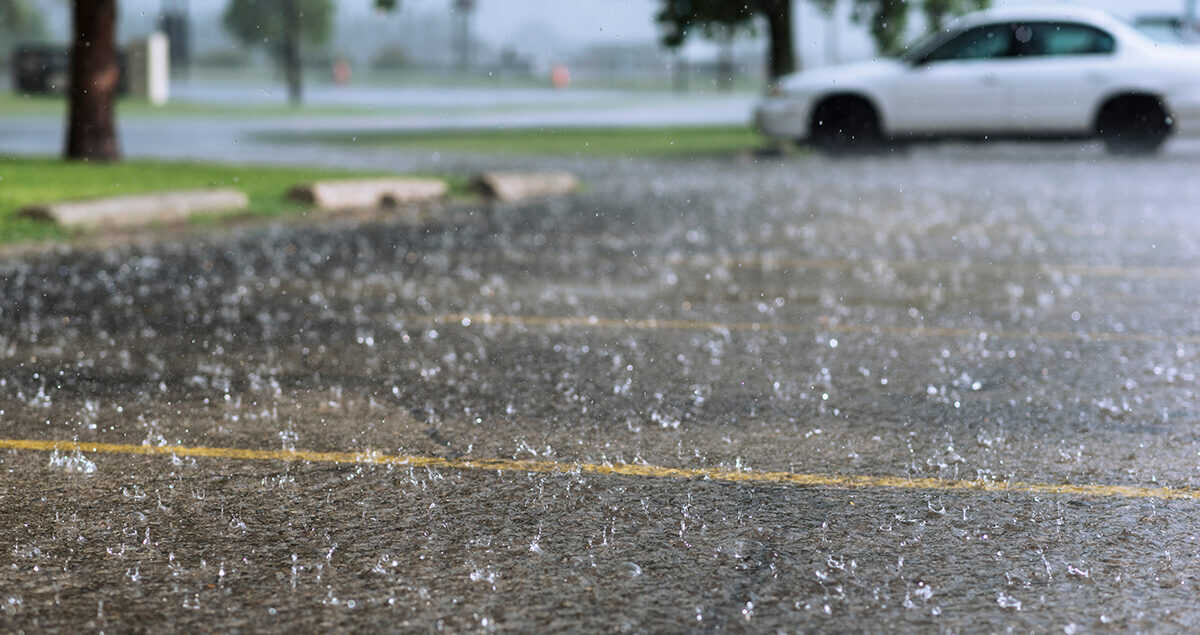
[
  {"xmin": 716, "ymin": 31, "xmax": 735, "ymax": 92},
  {"xmin": 761, "ymin": 0, "xmax": 796, "ymax": 82},
  {"xmin": 64, "ymin": 0, "xmax": 120, "ymax": 161},
  {"xmin": 282, "ymin": 0, "xmax": 303, "ymax": 106}
]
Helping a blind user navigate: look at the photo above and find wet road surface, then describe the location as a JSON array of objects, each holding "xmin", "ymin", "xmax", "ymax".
[{"xmin": 4, "ymin": 147, "xmax": 1200, "ymax": 631}]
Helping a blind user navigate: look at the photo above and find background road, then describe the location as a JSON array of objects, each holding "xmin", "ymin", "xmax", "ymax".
[
  {"xmin": 3, "ymin": 146, "xmax": 1200, "ymax": 631},
  {"xmin": 0, "ymin": 90, "xmax": 754, "ymax": 169}
]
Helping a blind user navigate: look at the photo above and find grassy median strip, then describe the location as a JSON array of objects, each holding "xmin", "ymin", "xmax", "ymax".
[
  {"xmin": 263, "ymin": 125, "xmax": 764, "ymax": 158},
  {"xmin": 0, "ymin": 157, "xmax": 460, "ymax": 244}
]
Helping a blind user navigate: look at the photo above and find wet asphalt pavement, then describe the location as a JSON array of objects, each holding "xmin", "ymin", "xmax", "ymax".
[{"xmin": 4, "ymin": 144, "xmax": 1200, "ymax": 632}]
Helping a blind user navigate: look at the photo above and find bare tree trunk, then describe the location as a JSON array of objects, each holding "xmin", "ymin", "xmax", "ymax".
[
  {"xmin": 64, "ymin": 0, "xmax": 120, "ymax": 161},
  {"xmin": 282, "ymin": 0, "xmax": 302, "ymax": 106},
  {"xmin": 761, "ymin": 0, "xmax": 796, "ymax": 82},
  {"xmin": 672, "ymin": 53, "xmax": 689, "ymax": 93}
]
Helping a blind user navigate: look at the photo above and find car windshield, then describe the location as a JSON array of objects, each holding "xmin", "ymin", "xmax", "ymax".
[{"xmin": 899, "ymin": 26, "xmax": 962, "ymax": 62}]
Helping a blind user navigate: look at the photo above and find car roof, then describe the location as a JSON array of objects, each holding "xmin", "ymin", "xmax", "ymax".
[
  {"xmin": 958, "ymin": 5, "xmax": 1118, "ymax": 24},
  {"xmin": 946, "ymin": 5, "xmax": 1152, "ymax": 49}
]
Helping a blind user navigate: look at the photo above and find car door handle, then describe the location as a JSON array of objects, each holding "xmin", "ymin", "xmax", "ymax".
[
  {"xmin": 1085, "ymin": 72, "xmax": 1107, "ymax": 83},
  {"xmin": 981, "ymin": 74, "xmax": 999, "ymax": 86}
]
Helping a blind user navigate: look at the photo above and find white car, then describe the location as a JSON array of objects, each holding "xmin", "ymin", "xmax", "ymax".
[{"xmin": 755, "ymin": 6, "xmax": 1200, "ymax": 155}]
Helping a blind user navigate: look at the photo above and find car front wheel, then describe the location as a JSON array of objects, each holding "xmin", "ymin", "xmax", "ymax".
[
  {"xmin": 809, "ymin": 96, "xmax": 883, "ymax": 156},
  {"xmin": 1096, "ymin": 96, "xmax": 1172, "ymax": 156}
]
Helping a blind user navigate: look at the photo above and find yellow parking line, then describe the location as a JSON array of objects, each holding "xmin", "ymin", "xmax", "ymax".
[
  {"xmin": 4, "ymin": 438, "xmax": 1197, "ymax": 501},
  {"xmin": 418, "ymin": 312, "xmax": 1200, "ymax": 345},
  {"xmin": 670, "ymin": 255, "xmax": 1200, "ymax": 281}
]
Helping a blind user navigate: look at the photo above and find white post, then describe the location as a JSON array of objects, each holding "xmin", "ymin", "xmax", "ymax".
[
  {"xmin": 126, "ymin": 32, "xmax": 170, "ymax": 106},
  {"xmin": 147, "ymin": 32, "xmax": 170, "ymax": 105}
]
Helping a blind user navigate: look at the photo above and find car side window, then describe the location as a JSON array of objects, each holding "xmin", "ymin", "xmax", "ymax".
[
  {"xmin": 921, "ymin": 24, "xmax": 1016, "ymax": 63},
  {"xmin": 1030, "ymin": 22, "xmax": 1117, "ymax": 56}
]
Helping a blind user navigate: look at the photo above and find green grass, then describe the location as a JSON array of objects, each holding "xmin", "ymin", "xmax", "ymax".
[
  {"xmin": 0, "ymin": 157, "xmax": 435, "ymax": 244},
  {"xmin": 263, "ymin": 125, "xmax": 765, "ymax": 158}
]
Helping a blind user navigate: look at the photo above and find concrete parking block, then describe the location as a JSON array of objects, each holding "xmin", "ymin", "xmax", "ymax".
[
  {"xmin": 287, "ymin": 178, "xmax": 448, "ymax": 210},
  {"xmin": 473, "ymin": 171, "xmax": 579, "ymax": 202},
  {"xmin": 19, "ymin": 189, "xmax": 249, "ymax": 230}
]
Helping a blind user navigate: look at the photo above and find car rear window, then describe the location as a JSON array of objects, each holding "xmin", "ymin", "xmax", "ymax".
[{"xmin": 1031, "ymin": 22, "xmax": 1117, "ymax": 56}]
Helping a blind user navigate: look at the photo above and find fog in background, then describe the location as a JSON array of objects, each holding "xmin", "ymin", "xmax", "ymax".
[
  {"xmin": 8, "ymin": 0, "xmax": 1195, "ymax": 101},
  {"xmin": 19, "ymin": 1, "xmax": 1190, "ymax": 68}
]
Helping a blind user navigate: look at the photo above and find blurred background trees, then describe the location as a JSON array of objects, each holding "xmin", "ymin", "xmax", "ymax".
[
  {"xmin": 47, "ymin": 0, "xmax": 993, "ymax": 162},
  {"xmin": 921, "ymin": 0, "xmax": 993, "ymax": 32},
  {"xmin": 658, "ymin": 0, "xmax": 992, "ymax": 80},
  {"xmin": 830, "ymin": 0, "xmax": 992, "ymax": 56},
  {"xmin": 657, "ymin": 0, "xmax": 796, "ymax": 82},
  {"xmin": 62, "ymin": 0, "xmax": 400, "ymax": 161},
  {"xmin": 0, "ymin": 0, "xmax": 46, "ymax": 48},
  {"xmin": 221, "ymin": 0, "xmax": 334, "ymax": 106}
]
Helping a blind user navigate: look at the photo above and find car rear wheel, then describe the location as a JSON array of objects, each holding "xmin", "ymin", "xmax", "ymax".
[
  {"xmin": 1096, "ymin": 96, "xmax": 1172, "ymax": 156},
  {"xmin": 809, "ymin": 97, "xmax": 883, "ymax": 156}
]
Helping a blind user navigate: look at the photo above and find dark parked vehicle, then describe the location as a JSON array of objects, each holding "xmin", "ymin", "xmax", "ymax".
[{"xmin": 10, "ymin": 44, "xmax": 128, "ymax": 96}]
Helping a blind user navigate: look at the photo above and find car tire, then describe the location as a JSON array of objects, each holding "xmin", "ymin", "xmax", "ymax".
[
  {"xmin": 1096, "ymin": 96, "xmax": 1172, "ymax": 156},
  {"xmin": 810, "ymin": 97, "xmax": 883, "ymax": 156}
]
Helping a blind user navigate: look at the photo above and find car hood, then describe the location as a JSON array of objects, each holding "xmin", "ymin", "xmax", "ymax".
[{"xmin": 778, "ymin": 59, "xmax": 907, "ymax": 93}]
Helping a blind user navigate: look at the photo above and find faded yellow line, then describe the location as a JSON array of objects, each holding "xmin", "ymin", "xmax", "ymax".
[
  {"xmin": 3, "ymin": 438, "xmax": 1197, "ymax": 501},
  {"xmin": 669, "ymin": 255, "xmax": 1200, "ymax": 281},
  {"xmin": 417, "ymin": 312, "xmax": 1200, "ymax": 345}
]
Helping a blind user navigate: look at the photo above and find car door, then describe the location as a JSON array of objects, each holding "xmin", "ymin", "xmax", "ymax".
[
  {"xmin": 882, "ymin": 23, "xmax": 1018, "ymax": 134},
  {"xmin": 1006, "ymin": 22, "xmax": 1118, "ymax": 133}
]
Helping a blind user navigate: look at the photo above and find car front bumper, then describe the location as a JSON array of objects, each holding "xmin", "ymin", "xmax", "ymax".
[{"xmin": 754, "ymin": 97, "xmax": 813, "ymax": 141}]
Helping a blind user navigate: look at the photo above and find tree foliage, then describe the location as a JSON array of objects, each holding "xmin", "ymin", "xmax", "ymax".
[
  {"xmin": 221, "ymin": 0, "xmax": 401, "ymax": 52},
  {"xmin": 921, "ymin": 0, "xmax": 991, "ymax": 33},
  {"xmin": 0, "ymin": 0, "xmax": 45, "ymax": 42},
  {"xmin": 657, "ymin": 0, "xmax": 756, "ymax": 48},
  {"xmin": 222, "ymin": 0, "xmax": 335, "ymax": 56},
  {"xmin": 848, "ymin": 0, "xmax": 992, "ymax": 56},
  {"xmin": 657, "ymin": 0, "xmax": 796, "ymax": 80},
  {"xmin": 657, "ymin": 0, "xmax": 991, "ymax": 79},
  {"xmin": 221, "ymin": 0, "xmax": 400, "ymax": 105},
  {"xmin": 861, "ymin": 0, "xmax": 909, "ymax": 57}
]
